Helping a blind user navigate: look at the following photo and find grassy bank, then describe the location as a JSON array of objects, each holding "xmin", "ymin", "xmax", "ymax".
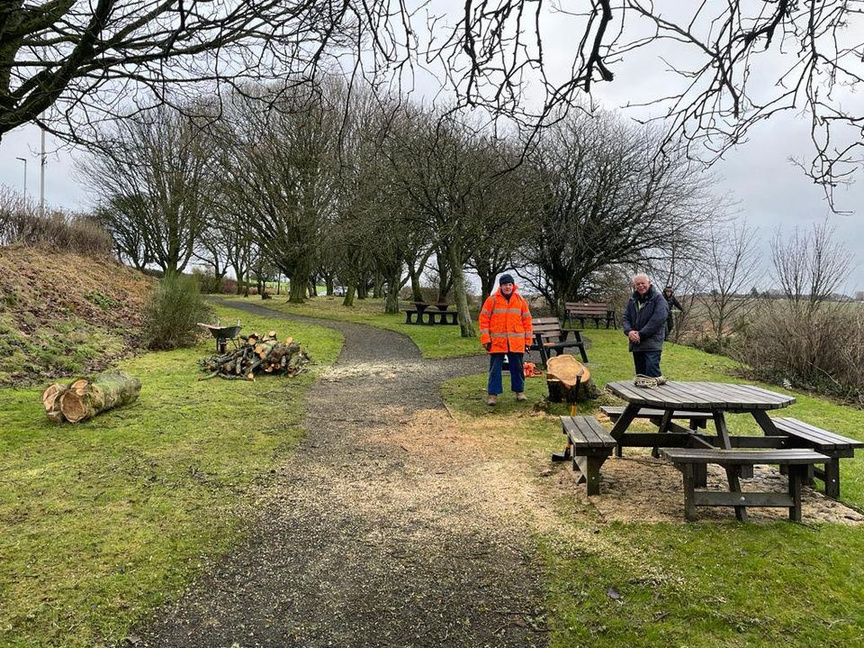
[{"xmin": 0, "ymin": 305, "xmax": 341, "ymax": 647}]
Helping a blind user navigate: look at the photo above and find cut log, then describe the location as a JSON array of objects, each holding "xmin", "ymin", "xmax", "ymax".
[
  {"xmin": 42, "ymin": 383, "xmax": 69, "ymax": 423},
  {"xmin": 42, "ymin": 371, "xmax": 142, "ymax": 423}
]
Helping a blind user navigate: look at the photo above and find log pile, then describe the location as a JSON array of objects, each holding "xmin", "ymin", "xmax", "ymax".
[
  {"xmin": 42, "ymin": 371, "xmax": 142, "ymax": 423},
  {"xmin": 199, "ymin": 331, "xmax": 310, "ymax": 381}
]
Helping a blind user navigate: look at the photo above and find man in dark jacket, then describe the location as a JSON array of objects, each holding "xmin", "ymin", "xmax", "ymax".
[{"xmin": 622, "ymin": 274, "xmax": 668, "ymax": 379}]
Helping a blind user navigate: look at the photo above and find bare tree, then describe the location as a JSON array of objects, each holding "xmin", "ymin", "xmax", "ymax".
[
  {"xmin": 76, "ymin": 104, "xmax": 212, "ymax": 274},
  {"xmin": 429, "ymin": 1, "xmax": 864, "ymax": 205},
  {"xmin": 738, "ymin": 218, "xmax": 856, "ymax": 390},
  {"xmin": 772, "ymin": 220, "xmax": 855, "ymax": 314},
  {"xmin": 212, "ymin": 83, "xmax": 340, "ymax": 302},
  {"xmin": 697, "ymin": 220, "xmax": 763, "ymax": 351},
  {"xmin": 520, "ymin": 110, "xmax": 716, "ymax": 316},
  {"xmin": 0, "ymin": 0, "xmax": 411, "ymax": 144}
]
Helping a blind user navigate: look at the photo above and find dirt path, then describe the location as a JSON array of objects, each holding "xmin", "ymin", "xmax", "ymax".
[{"xmin": 135, "ymin": 302, "xmax": 550, "ymax": 647}]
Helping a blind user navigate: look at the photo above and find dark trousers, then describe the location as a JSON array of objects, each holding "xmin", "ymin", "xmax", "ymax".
[
  {"xmin": 633, "ymin": 350, "xmax": 662, "ymax": 377},
  {"xmin": 488, "ymin": 352, "xmax": 525, "ymax": 395}
]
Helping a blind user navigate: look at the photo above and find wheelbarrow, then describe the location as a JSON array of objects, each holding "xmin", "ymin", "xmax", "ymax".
[{"xmin": 198, "ymin": 322, "xmax": 241, "ymax": 353}]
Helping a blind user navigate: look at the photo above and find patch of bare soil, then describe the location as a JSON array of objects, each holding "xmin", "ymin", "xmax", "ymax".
[{"xmin": 581, "ymin": 450, "xmax": 864, "ymax": 524}]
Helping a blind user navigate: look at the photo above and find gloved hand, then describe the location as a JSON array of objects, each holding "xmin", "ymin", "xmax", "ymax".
[{"xmin": 483, "ymin": 342, "xmax": 492, "ymax": 352}]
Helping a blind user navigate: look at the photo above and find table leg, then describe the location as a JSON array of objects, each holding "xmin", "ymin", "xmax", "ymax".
[
  {"xmin": 713, "ymin": 411, "xmax": 749, "ymax": 521},
  {"xmin": 751, "ymin": 409, "xmax": 779, "ymax": 435},
  {"xmin": 610, "ymin": 404, "xmax": 639, "ymax": 457},
  {"xmin": 651, "ymin": 409, "xmax": 674, "ymax": 458}
]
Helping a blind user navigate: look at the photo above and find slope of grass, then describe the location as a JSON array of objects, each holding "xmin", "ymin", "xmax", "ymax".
[{"xmin": 0, "ymin": 304, "xmax": 341, "ymax": 647}]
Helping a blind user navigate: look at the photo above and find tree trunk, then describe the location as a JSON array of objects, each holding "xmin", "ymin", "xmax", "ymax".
[
  {"xmin": 407, "ymin": 262, "xmax": 423, "ymax": 301},
  {"xmin": 448, "ymin": 246, "xmax": 476, "ymax": 338},
  {"xmin": 43, "ymin": 371, "xmax": 142, "ymax": 423},
  {"xmin": 384, "ymin": 269, "xmax": 402, "ymax": 314},
  {"xmin": 342, "ymin": 282, "xmax": 356, "ymax": 307}
]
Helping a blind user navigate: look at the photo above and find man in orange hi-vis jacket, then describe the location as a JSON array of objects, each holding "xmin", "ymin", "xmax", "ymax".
[{"xmin": 478, "ymin": 273, "xmax": 533, "ymax": 406}]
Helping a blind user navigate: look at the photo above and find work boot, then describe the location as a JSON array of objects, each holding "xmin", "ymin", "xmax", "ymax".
[
  {"xmin": 487, "ymin": 395, "xmax": 497, "ymax": 406},
  {"xmin": 515, "ymin": 392, "xmax": 527, "ymax": 401}
]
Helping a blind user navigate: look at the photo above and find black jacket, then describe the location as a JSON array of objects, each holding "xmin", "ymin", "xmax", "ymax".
[{"xmin": 623, "ymin": 285, "xmax": 668, "ymax": 352}]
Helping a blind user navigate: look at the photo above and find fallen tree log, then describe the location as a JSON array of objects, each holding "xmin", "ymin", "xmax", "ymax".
[
  {"xmin": 199, "ymin": 331, "xmax": 309, "ymax": 380},
  {"xmin": 42, "ymin": 371, "xmax": 142, "ymax": 423}
]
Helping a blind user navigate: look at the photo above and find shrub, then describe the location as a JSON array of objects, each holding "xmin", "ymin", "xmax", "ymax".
[
  {"xmin": 142, "ymin": 273, "xmax": 212, "ymax": 350},
  {"xmin": 735, "ymin": 301, "xmax": 863, "ymax": 402},
  {"xmin": 0, "ymin": 190, "xmax": 113, "ymax": 257},
  {"xmin": 191, "ymin": 268, "xmax": 224, "ymax": 294}
]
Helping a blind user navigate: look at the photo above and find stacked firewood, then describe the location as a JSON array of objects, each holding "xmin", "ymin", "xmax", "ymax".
[
  {"xmin": 199, "ymin": 331, "xmax": 310, "ymax": 381},
  {"xmin": 42, "ymin": 371, "xmax": 142, "ymax": 423}
]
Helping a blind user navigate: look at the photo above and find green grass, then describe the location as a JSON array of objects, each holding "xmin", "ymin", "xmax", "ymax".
[
  {"xmin": 438, "ymin": 327, "xmax": 864, "ymax": 648},
  {"xmin": 540, "ymin": 522, "xmax": 864, "ymax": 647},
  {"xmin": 0, "ymin": 305, "xmax": 342, "ymax": 647},
  {"xmin": 5, "ymin": 295, "xmax": 864, "ymax": 647}
]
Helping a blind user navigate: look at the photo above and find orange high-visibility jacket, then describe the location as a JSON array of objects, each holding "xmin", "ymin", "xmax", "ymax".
[{"xmin": 479, "ymin": 286, "xmax": 533, "ymax": 353}]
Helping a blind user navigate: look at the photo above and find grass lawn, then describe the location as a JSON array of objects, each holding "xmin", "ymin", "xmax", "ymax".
[
  {"xmin": 0, "ymin": 305, "xmax": 342, "ymax": 647},
  {"xmin": 4, "ymin": 294, "xmax": 864, "ymax": 647}
]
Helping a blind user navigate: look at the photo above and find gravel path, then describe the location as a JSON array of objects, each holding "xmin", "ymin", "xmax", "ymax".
[{"xmin": 134, "ymin": 301, "xmax": 549, "ymax": 648}]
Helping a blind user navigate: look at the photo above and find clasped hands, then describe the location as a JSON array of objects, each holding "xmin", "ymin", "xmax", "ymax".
[{"xmin": 627, "ymin": 330, "xmax": 641, "ymax": 343}]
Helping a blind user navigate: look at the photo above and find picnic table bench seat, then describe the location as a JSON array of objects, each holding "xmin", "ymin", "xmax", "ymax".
[
  {"xmin": 559, "ymin": 416, "xmax": 617, "ymax": 495},
  {"xmin": 530, "ymin": 317, "xmax": 589, "ymax": 364},
  {"xmin": 600, "ymin": 406, "xmax": 710, "ymax": 430},
  {"xmin": 564, "ymin": 302, "xmax": 617, "ymax": 329},
  {"xmin": 771, "ymin": 417, "xmax": 864, "ymax": 499},
  {"xmin": 660, "ymin": 447, "xmax": 828, "ymax": 522}
]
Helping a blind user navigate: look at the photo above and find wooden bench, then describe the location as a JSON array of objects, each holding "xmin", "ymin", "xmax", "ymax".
[
  {"xmin": 564, "ymin": 302, "xmax": 617, "ymax": 329},
  {"xmin": 403, "ymin": 308, "xmax": 425, "ymax": 324},
  {"xmin": 771, "ymin": 417, "xmax": 864, "ymax": 499},
  {"xmin": 600, "ymin": 406, "xmax": 711, "ymax": 430},
  {"xmin": 660, "ymin": 448, "xmax": 828, "ymax": 522},
  {"xmin": 559, "ymin": 416, "xmax": 617, "ymax": 495},
  {"xmin": 530, "ymin": 317, "xmax": 588, "ymax": 364},
  {"xmin": 427, "ymin": 310, "xmax": 458, "ymax": 325}
]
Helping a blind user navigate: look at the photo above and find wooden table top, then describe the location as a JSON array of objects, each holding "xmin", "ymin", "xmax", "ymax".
[{"xmin": 605, "ymin": 381, "xmax": 795, "ymax": 410}]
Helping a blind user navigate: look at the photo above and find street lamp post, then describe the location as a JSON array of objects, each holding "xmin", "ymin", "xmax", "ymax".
[{"xmin": 15, "ymin": 156, "xmax": 27, "ymax": 204}]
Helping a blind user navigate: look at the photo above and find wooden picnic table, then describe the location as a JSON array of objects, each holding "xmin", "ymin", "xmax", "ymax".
[
  {"xmin": 605, "ymin": 380, "xmax": 795, "ymax": 448},
  {"xmin": 403, "ymin": 302, "xmax": 458, "ymax": 325},
  {"xmin": 604, "ymin": 380, "xmax": 799, "ymax": 520}
]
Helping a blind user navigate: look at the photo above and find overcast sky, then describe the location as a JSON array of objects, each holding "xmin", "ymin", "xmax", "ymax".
[{"xmin": 2, "ymin": 4, "xmax": 862, "ymax": 292}]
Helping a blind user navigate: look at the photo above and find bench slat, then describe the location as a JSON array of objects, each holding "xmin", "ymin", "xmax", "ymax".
[
  {"xmin": 772, "ymin": 417, "xmax": 864, "ymax": 449},
  {"xmin": 561, "ymin": 416, "xmax": 616, "ymax": 448},
  {"xmin": 660, "ymin": 448, "xmax": 827, "ymax": 465}
]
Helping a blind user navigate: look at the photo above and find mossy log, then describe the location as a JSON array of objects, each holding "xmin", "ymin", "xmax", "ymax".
[{"xmin": 41, "ymin": 371, "xmax": 142, "ymax": 423}]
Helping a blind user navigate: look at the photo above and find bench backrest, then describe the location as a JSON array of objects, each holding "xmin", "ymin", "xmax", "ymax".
[
  {"xmin": 530, "ymin": 317, "xmax": 567, "ymax": 345},
  {"xmin": 531, "ymin": 316, "xmax": 562, "ymax": 332},
  {"xmin": 565, "ymin": 302, "xmax": 611, "ymax": 315}
]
